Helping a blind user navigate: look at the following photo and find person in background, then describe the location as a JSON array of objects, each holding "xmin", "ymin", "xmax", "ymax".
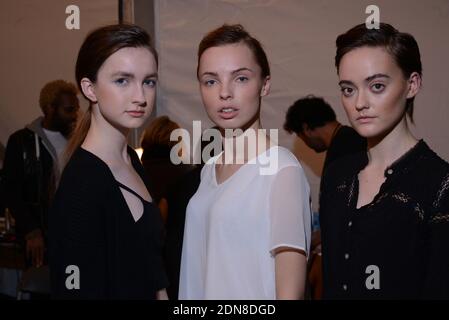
[
  {"xmin": 49, "ymin": 24, "xmax": 168, "ymax": 299},
  {"xmin": 162, "ymin": 130, "xmax": 218, "ymax": 300},
  {"xmin": 3, "ymin": 80, "xmax": 79, "ymax": 268},
  {"xmin": 140, "ymin": 115, "xmax": 193, "ymax": 223},
  {"xmin": 284, "ymin": 95, "xmax": 366, "ymax": 299},
  {"xmin": 284, "ymin": 95, "xmax": 366, "ymax": 174}
]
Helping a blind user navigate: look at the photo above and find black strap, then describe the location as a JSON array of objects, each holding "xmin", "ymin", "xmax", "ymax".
[{"xmin": 115, "ymin": 180, "xmax": 148, "ymax": 203}]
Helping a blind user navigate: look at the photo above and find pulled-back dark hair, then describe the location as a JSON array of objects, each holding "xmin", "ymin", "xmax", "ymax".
[
  {"xmin": 75, "ymin": 24, "xmax": 157, "ymax": 94},
  {"xmin": 65, "ymin": 24, "xmax": 157, "ymax": 165},
  {"xmin": 335, "ymin": 23, "xmax": 422, "ymax": 121},
  {"xmin": 197, "ymin": 24, "xmax": 270, "ymax": 79},
  {"xmin": 284, "ymin": 95, "xmax": 336, "ymax": 134}
]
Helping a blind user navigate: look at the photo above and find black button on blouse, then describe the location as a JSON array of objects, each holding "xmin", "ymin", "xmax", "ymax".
[{"xmin": 320, "ymin": 140, "xmax": 449, "ymax": 299}]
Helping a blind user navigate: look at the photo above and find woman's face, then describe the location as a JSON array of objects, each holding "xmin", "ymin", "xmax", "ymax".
[
  {"xmin": 85, "ymin": 46, "xmax": 157, "ymax": 131},
  {"xmin": 198, "ymin": 42, "xmax": 270, "ymax": 131},
  {"xmin": 338, "ymin": 46, "xmax": 419, "ymax": 139}
]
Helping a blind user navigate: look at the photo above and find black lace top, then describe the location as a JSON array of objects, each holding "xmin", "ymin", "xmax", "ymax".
[{"xmin": 320, "ymin": 140, "xmax": 449, "ymax": 299}]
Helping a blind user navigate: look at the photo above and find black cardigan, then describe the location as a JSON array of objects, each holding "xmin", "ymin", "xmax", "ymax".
[{"xmin": 49, "ymin": 147, "xmax": 168, "ymax": 299}]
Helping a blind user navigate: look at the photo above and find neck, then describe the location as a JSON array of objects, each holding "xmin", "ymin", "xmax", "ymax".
[
  {"xmin": 221, "ymin": 117, "xmax": 272, "ymax": 165},
  {"xmin": 81, "ymin": 106, "xmax": 131, "ymax": 164},
  {"xmin": 366, "ymin": 117, "xmax": 418, "ymax": 168},
  {"xmin": 322, "ymin": 121, "xmax": 341, "ymax": 148}
]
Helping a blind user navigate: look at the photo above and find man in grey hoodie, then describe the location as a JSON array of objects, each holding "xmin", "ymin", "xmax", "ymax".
[{"xmin": 3, "ymin": 80, "xmax": 79, "ymax": 268}]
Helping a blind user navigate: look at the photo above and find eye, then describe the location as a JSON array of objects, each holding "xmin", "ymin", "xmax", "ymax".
[
  {"xmin": 144, "ymin": 78, "xmax": 157, "ymax": 87},
  {"xmin": 371, "ymin": 83, "xmax": 385, "ymax": 93},
  {"xmin": 340, "ymin": 87, "xmax": 354, "ymax": 97},
  {"xmin": 114, "ymin": 78, "xmax": 128, "ymax": 86},
  {"xmin": 203, "ymin": 79, "xmax": 217, "ymax": 86},
  {"xmin": 236, "ymin": 76, "xmax": 249, "ymax": 83}
]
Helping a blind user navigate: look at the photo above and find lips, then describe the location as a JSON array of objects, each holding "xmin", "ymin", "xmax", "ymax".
[
  {"xmin": 126, "ymin": 110, "xmax": 145, "ymax": 118},
  {"xmin": 218, "ymin": 106, "xmax": 239, "ymax": 120},
  {"xmin": 356, "ymin": 116, "xmax": 376, "ymax": 124}
]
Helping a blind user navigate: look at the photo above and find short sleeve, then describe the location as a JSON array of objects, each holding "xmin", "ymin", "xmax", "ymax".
[{"xmin": 269, "ymin": 165, "xmax": 312, "ymax": 258}]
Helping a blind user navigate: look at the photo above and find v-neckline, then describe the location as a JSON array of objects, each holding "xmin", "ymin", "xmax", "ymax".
[
  {"xmin": 79, "ymin": 147, "xmax": 152, "ymax": 223},
  {"xmin": 213, "ymin": 145, "xmax": 278, "ymax": 187}
]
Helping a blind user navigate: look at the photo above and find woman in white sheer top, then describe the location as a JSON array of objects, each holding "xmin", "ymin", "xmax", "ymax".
[{"xmin": 179, "ymin": 24, "xmax": 312, "ymax": 300}]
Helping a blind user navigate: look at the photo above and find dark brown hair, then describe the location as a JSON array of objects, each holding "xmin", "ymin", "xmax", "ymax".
[
  {"xmin": 197, "ymin": 24, "xmax": 270, "ymax": 79},
  {"xmin": 141, "ymin": 116, "xmax": 181, "ymax": 150},
  {"xmin": 335, "ymin": 23, "xmax": 422, "ymax": 121},
  {"xmin": 65, "ymin": 24, "xmax": 157, "ymax": 164}
]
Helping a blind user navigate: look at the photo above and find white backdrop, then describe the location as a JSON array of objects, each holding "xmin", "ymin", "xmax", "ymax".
[{"xmin": 154, "ymin": 0, "xmax": 449, "ymax": 209}]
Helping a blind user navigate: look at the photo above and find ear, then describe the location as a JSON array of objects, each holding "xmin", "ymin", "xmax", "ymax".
[
  {"xmin": 406, "ymin": 72, "xmax": 422, "ymax": 99},
  {"xmin": 80, "ymin": 78, "xmax": 98, "ymax": 103},
  {"xmin": 301, "ymin": 123, "xmax": 312, "ymax": 137},
  {"xmin": 42, "ymin": 103, "xmax": 53, "ymax": 117},
  {"xmin": 260, "ymin": 75, "xmax": 271, "ymax": 97}
]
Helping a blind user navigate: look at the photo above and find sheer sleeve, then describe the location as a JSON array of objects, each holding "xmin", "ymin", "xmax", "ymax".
[{"xmin": 269, "ymin": 165, "xmax": 312, "ymax": 258}]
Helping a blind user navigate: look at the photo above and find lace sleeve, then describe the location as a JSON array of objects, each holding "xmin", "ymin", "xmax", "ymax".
[
  {"xmin": 269, "ymin": 165, "xmax": 312, "ymax": 258},
  {"xmin": 423, "ymin": 173, "xmax": 449, "ymax": 298}
]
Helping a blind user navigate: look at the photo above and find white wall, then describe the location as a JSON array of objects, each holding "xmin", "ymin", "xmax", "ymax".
[
  {"xmin": 0, "ymin": 0, "xmax": 118, "ymax": 147},
  {"xmin": 154, "ymin": 0, "xmax": 449, "ymax": 210},
  {"xmin": 1, "ymin": 0, "xmax": 448, "ymax": 209}
]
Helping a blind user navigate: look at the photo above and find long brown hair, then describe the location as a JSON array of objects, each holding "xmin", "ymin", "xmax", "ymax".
[{"xmin": 64, "ymin": 24, "xmax": 158, "ymax": 166}]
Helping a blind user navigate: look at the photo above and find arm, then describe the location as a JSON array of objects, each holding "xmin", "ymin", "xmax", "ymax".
[
  {"xmin": 3, "ymin": 131, "xmax": 44, "ymax": 266},
  {"xmin": 156, "ymin": 288, "xmax": 169, "ymax": 300},
  {"xmin": 50, "ymin": 166, "xmax": 107, "ymax": 299},
  {"xmin": 422, "ymin": 177, "xmax": 449, "ymax": 299},
  {"xmin": 269, "ymin": 165, "xmax": 312, "ymax": 300},
  {"xmin": 274, "ymin": 247, "xmax": 307, "ymax": 299},
  {"xmin": 158, "ymin": 197, "xmax": 169, "ymax": 224}
]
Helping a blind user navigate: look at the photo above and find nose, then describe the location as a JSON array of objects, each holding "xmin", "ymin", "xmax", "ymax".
[
  {"xmin": 133, "ymin": 84, "xmax": 147, "ymax": 107},
  {"xmin": 355, "ymin": 90, "xmax": 369, "ymax": 112},
  {"xmin": 219, "ymin": 82, "xmax": 232, "ymax": 101}
]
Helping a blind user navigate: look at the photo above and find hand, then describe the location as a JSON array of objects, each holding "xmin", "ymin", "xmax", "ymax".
[
  {"xmin": 156, "ymin": 288, "xmax": 169, "ymax": 300},
  {"xmin": 312, "ymin": 244, "xmax": 322, "ymax": 256},
  {"xmin": 25, "ymin": 230, "xmax": 45, "ymax": 268}
]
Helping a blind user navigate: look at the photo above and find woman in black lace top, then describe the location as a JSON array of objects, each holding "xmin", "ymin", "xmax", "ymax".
[
  {"xmin": 320, "ymin": 23, "xmax": 449, "ymax": 299},
  {"xmin": 49, "ymin": 25, "xmax": 168, "ymax": 299}
]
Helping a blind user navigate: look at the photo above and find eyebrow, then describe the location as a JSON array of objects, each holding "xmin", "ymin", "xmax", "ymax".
[
  {"xmin": 338, "ymin": 73, "xmax": 390, "ymax": 86},
  {"xmin": 111, "ymin": 71, "xmax": 158, "ymax": 78},
  {"xmin": 200, "ymin": 67, "xmax": 254, "ymax": 78}
]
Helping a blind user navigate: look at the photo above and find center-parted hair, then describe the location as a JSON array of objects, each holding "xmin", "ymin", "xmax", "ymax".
[
  {"xmin": 197, "ymin": 24, "xmax": 270, "ymax": 79},
  {"xmin": 335, "ymin": 23, "xmax": 422, "ymax": 121},
  {"xmin": 65, "ymin": 24, "xmax": 158, "ymax": 165}
]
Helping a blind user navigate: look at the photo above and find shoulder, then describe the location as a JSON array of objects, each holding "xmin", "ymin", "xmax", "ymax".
[
  {"xmin": 418, "ymin": 143, "xmax": 449, "ymax": 175},
  {"xmin": 60, "ymin": 148, "xmax": 112, "ymax": 190},
  {"xmin": 259, "ymin": 147, "xmax": 310, "ymax": 185},
  {"xmin": 6, "ymin": 128, "xmax": 33, "ymax": 145},
  {"xmin": 333, "ymin": 126, "xmax": 366, "ymax": 149},
  {"xmin": 323, "ymin": 151, "xmax": 363, "ymax": 187},
  {"xmin": 269, "ymin": 146, "xmax": 301, "ymax": 170}
]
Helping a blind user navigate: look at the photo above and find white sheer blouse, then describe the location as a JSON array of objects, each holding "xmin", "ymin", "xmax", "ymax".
[{"xmin": 179, "ymin": 146, "xmax": 312, "ymax": 300}]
